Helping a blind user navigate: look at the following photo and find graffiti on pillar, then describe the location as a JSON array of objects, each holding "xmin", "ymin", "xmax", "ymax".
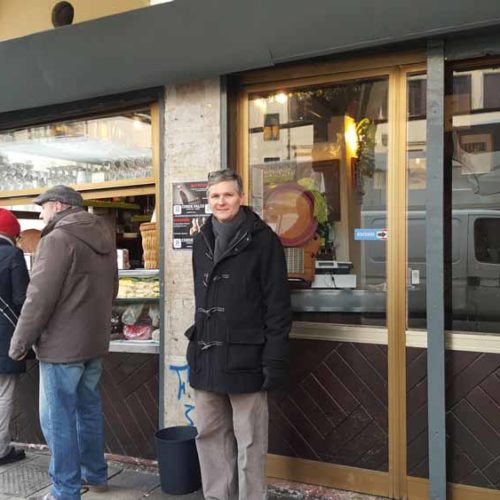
[
  {"xmin": 184, "ymin": 403, "xmax": 195, "ymax": 426},
  {"xmin": 168, "ymin": 362, "xmax": 195, "ymax": 426}
]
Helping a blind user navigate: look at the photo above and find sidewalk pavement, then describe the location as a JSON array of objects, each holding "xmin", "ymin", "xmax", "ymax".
[{"xmin": 0, "ymin": 450, "xmax": 385, "ymax": 500}]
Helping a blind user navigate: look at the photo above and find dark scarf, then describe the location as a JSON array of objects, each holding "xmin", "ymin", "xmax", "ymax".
[{"xmin": 212, "ymin": 208, "xmax": 246, "ymax": 262}]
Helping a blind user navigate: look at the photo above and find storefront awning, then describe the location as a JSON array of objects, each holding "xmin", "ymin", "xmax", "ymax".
[{"xmin": 0, "ymin": 0, "xmax": 500, "ymax": 114}]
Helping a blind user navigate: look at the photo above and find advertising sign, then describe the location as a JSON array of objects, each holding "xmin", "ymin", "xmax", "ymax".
[{"xmin": 172, "ymin": 181, "xmax": 210, "ymax": 249}]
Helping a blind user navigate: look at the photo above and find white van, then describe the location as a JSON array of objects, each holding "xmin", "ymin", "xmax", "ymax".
[{"xmin": 362, "ymin": 209, "xmax": 500, "ymax": 331}]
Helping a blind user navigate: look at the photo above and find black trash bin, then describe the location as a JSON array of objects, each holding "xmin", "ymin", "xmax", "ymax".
[{"xmin": 155, "ymin": 426, "xmax": 201, "ymax": 495}]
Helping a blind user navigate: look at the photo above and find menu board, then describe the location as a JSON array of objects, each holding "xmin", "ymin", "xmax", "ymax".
[{"xmin": 172, "ymin": 181, "xmax": 210, "ymax": 249}]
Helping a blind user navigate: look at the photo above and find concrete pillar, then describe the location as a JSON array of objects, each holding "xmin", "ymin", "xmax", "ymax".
[{"xmin": 162, "ymin": 78, "xmax": 221, "ymax": 426}]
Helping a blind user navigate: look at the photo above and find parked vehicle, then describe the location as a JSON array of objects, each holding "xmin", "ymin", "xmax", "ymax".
[{"xmin": 362, "ymin": 209, "xmax": 500, "ymax": 331}]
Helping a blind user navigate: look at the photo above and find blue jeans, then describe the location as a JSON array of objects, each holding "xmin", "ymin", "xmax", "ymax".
[{"xmin": 39, "ymin": 359, "xmax": 107, "ymax": 500}]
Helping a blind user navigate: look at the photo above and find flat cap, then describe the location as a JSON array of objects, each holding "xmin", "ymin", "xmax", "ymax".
[{"xmin": 33, "ymin": 185, "xmax": 83, "ymax": 207}]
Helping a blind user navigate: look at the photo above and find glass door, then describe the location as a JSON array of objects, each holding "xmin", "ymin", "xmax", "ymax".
[
  {"xmin": 240, "ymin": 70, "xmax": 397, "ymax": 497},
  {"xmin": 247, "ymin": 78, "xmax": 390, "ymax": 327}
]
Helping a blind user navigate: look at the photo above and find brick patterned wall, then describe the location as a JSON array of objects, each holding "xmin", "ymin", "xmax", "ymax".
[
  {"xmin": 270, "ymin": 339, "xmax": 389, "ymax": 471},
  {"xmin": 13, "ymin": 354, "xmax": 159, "ymax": 460},
  {"xmin": 407, "ymin": 347, "xmax": 500, "ymax": 490}
]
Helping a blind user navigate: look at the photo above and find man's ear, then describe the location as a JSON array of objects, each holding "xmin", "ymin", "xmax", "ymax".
[{"xmin": 54, "ymin": 201, "xmax": 66, "ymax": 212}]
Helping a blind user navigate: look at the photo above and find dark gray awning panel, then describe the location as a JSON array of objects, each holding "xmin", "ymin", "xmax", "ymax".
[{"xmin": 0, "ymin": 0, "xmax": 500, "ymax": 113}]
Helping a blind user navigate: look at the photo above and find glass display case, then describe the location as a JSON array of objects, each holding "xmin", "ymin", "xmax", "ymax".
[
  {"xmin": 0, "ymin": 104, "xmax": 161, "ymax": 354},
  {"xmin": 0, "ymin": 108, "xmax": 154, "ymax": 197},
  {"xmin": 109, "ymin": 269, "xmax": 160, "ymax": 354}
]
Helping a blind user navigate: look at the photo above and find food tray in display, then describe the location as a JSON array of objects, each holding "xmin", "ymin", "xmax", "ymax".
[{"xmin": 117, "ymin": 275, "xmax": 160, "ymax": 299}]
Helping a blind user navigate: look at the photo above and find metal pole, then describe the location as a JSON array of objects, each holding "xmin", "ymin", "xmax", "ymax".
[{"xmin": 426, "ymin": 39, "xmax": 447, "ymax": 500}]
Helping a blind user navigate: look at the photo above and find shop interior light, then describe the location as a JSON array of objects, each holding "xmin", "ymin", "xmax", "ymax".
[
  {"xmin": 344, "ymin": 117, "xmax": 359, "ymax": 157},
  {"xmin": 133, "ymin": 118, "xmax": 143, "ymax": 130},
  {"xmin": 254, "ymin": 98, "xmax": 267, "ymax": 112},
  {"xmin": 275, "ymin": 92, "xmax": 288, "ymax": 104}
]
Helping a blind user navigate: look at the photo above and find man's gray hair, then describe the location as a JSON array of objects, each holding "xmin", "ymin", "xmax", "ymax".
[{"xmin": 207, "ymin": 169, "xmax": 243, "ymax": 194}]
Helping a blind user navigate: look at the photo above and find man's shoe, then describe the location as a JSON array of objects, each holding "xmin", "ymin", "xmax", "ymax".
[
  {"xmin": 0, "ymin": 447, "xmax": 25, "ymax": 465},
  {"xmin": 82, "ymin": 480, "xmax": 109, "ymax": 493}
]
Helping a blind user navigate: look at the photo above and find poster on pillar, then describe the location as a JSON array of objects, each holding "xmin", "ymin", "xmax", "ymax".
[{"xmin": 172, "ymin": 181, "xmax": 210, "ymax": 249}]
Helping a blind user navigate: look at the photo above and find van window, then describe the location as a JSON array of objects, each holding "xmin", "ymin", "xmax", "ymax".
[{"xmin": 475, "ymin": 218, "xmax": 500, "ymax": 264}]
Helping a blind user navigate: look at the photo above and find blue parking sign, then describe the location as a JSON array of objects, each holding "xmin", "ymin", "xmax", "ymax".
[{"xmin": 354, "ymin": 228, "xmax": 388, "ymax": 241}]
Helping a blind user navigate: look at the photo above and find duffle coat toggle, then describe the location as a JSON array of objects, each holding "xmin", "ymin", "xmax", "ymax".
[
  {"xmin": 197, "ymin": 306, "xmax": 225, "ymax": 319},
  {"xmin": 198, "ymin": 340, "xmax": 223, "ymax": 351}
]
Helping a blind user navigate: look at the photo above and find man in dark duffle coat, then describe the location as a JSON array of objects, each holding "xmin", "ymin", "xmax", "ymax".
[{"xmin": 185, "ymin": 169, "xmax": 291, "ymax": 500}]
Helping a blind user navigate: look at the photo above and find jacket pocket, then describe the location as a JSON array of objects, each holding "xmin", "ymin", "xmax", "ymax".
[
  {"xmin": 225, "ymin": 329, "xmax": 265, "ymax": 373},
  {"xmin": 184, "ymin": 325, "xmax": 199, "ymax": 373}
]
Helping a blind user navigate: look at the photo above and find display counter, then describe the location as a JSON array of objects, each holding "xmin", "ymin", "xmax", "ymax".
[
  {"xmin": 291, "ymin": 289, "xmax": 386, "ymax": 313},
  {"xmin": 110, "ymin": 269, "xmax": 160, "ymax": 354}
]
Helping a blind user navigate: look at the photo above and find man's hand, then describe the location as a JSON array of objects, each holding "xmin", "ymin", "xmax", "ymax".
[
  {"xmin": 261, "ymin": 366, "xmax": 287, "ymax": 391},
  {"xmin": 8, "ymin": 342, "xmax": 28, "ymax": 361}
]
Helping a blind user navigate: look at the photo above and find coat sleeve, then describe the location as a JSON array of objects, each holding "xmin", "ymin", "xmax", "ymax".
[
  {"xmin": 112, "ymin": 250, "xmax": 119, "ymax": 299},
  {"xmin": 9, "ymin": 234, "xmax": 72, "ymax": 360},
  {"xmin": 260, "ymin": 231, "xmax": 291, "ymax": 372},
  {"xmin": 10, "ymin": 249, "xmax": 29, "ymax": 316}
]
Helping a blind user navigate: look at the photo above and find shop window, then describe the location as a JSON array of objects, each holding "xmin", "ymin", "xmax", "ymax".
[
  {"xmin": 248, "ymin": 78, "xmax": 389, "ymax": 326},
  {"xmin": 0, "ymin": 109, "xmax": 153, "ymax": 194},
  {"xmin": 406, "ymin": 73, "xmax": 427, "ymax": 330},
  {"xmin": 452, "ymin": 74, "xmax": 471, "ymax": 115},
  {"xmin": 449, "ymin": 63, "xmax": 500, "ymax": 334},
  {"xmin": 483, "ymin": 72, "xmax": 500, "ymax": 109},
  {"xmin": 408, "ymin": 78, "xmax": 427, "ymax": 118},
  {"xmin": 0, "ymin": 105, "xmax": 159, "ymax": 350},
  {"xmin": 406, "ymin": 65, "xmax": 500, "ymax": 334}
]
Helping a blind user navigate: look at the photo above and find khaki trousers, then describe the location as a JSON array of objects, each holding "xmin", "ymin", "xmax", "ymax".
[
  {"xmin": 194, "ymin": 389, "xmax": 268, "ymax": 500},
  {"xmin": 0, "ymin": 374, "xmax": 16, "ymax": 457}
]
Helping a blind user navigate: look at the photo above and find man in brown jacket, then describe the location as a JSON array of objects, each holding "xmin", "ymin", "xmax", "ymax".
[{"xmin": 9, "ymin": 185, "xmax": 118, "ymax": 500}]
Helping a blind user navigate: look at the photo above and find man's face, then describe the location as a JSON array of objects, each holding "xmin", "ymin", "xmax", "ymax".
[
  {"xmin": 208, "ymin": 180, "xmax": 243, "ymax": 223},
  {"xmin": 39, "ymin": 201, "xmax": 59, "ymax": 224}
]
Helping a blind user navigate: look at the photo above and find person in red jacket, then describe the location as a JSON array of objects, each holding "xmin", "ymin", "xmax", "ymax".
[{"xmin": 0, "ymin": 209, "xmax": 29, "ymax": 465}]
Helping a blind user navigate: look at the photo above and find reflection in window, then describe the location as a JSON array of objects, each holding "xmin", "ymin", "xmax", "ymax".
[
  {"xmin": 475, "ymin": 218, "xmax": 500, "ymax": 264},
  {"xmin": 452, "ymin": 74, "xmax": 472, "ymax": 115},
  {"xmin": 248, "ymin": 78, "xmax": 389, "ymax": 326},
  {"xmin": 406, "ymin": 73, "xmax": 427, "ymax": 330},
  {"xmin": 408, "ymin": 77, "xmax": 427, "ymax": 118},
  {"xmin": 451, "ymin": 64, "xmax": 500, "ymax": 334},
  {"xmin": 483, "ymin": 73, "xmax": 500, "ymax": 109},
  {"xmin": 0, "ymin": 109, "xmax": 153, "ymax": 193}
]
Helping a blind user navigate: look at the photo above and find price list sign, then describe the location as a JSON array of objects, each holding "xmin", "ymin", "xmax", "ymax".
[{"xmin": 172, "ymin": 181, "xmax": 210, "ymax": 249}]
